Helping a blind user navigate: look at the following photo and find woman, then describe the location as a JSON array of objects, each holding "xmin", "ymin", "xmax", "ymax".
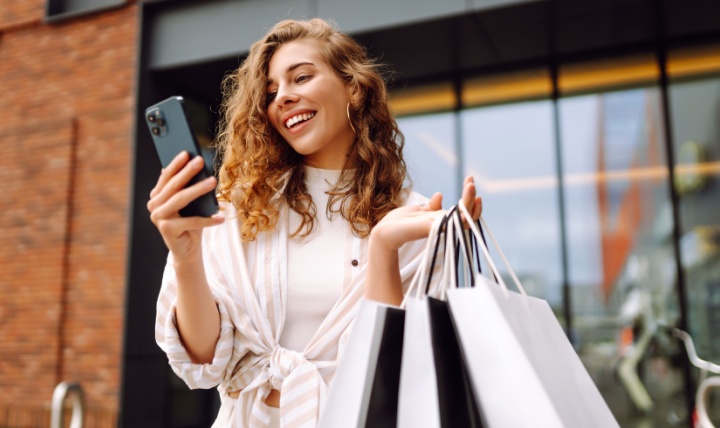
[{"xmin": 148, "ymin": 18, "xmax": 481, "ymax": 428}]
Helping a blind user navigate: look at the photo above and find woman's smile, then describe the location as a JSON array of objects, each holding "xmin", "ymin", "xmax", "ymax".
[{"xmin": 284, "ymin": 111, "xmax": 316, "ymax": 129}]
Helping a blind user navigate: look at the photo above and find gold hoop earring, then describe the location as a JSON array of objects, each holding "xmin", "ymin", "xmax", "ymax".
[{"xmin": 347, "ymin": 103, "xmax": 357, "ymax": 135}]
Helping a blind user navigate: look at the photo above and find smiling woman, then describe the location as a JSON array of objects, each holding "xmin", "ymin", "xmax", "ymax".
[
  {"xmin": 146, "ymin": 18, "xmax": 481, "ymax": 428},
  {"xmin": 265, "ymin": 39, "xmax": 356, "ymax": 169},
  {"xmin": 215, "ymin": 19, "xmax": 424, "ymax": 243}
]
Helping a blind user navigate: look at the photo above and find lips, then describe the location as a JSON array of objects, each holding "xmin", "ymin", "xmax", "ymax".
[{"xmin": 285, "ymin": 111, "xmax": 316, "ymax": 129}]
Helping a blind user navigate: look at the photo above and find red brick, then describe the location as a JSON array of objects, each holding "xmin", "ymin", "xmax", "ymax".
[{"xmin": 0, "ymin": 4, "xmax": 138, "ymax": 426}]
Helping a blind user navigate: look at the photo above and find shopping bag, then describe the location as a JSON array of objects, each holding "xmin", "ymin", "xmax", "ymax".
[
  {"xmin": 446, "ymin": 204, "xmax": 619, "ymax": 428},
  {"xmin": 398, "ymin": 296, "xmax": 483, "ymax": 428},
  {"xmin": 317, "ymin": 298, "xmax": 405, "ymax": 428},
  {"xmin": 397, "ymin": 208, "xmax": 483, "ymax": 428}
]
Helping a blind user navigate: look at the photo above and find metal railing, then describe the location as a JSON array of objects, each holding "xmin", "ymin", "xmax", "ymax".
[
  {"xmin": 51, "ymin": 382, "xmax": 85, "ymax": 428},
  {"xmin": 673, "ymin": 329, "xmax": 720, "ymax": 428}
]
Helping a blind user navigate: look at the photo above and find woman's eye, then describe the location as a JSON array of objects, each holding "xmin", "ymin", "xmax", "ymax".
[
  {"xmin": 266, "ymin": 92, "xmax": 277, "ymax": 105},
  {"xmin": 296, "ymin": 74, "xmax": 312, "ymax": 84}
]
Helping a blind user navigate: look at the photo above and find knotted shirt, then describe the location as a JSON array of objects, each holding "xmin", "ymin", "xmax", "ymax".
[{"xmin": 155, "ymin": 192, "xmax": 430, "ymax": 427}]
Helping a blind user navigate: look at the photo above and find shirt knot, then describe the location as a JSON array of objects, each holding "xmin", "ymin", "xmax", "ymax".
[{"xmin": 267, "ymin": 345, "xmax": 306, "ymax": 390}]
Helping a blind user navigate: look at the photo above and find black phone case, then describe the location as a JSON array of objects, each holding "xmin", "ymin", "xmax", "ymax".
[{"xmin": 145, "ymin": 96, "xmax": 218, "ymax": 217}]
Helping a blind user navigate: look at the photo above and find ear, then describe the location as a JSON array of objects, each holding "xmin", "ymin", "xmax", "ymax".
[{"xmin": 346, "ymin": 81, "xmax": 360, "ymax": 105}]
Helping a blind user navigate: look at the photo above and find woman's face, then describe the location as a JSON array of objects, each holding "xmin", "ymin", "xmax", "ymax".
[{"xmin": 266, "ymin": 39, "xmax": 355, "ymax": 169}]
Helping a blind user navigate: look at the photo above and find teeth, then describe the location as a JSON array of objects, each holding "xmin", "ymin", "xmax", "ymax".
[{"xmin": 285, "ymin": 112, "xmax": 315, "ymax": 129}]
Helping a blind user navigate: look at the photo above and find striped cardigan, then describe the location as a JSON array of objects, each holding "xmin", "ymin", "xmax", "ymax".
[{"xmin": 155, "ymin": 192, "xmax": 430, "ymax": 427}]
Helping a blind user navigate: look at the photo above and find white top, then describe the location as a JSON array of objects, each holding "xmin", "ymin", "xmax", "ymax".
[
  {"xmin": 280, "ymin": 167, "xmax": 352, "ymax": 351},
  {"xmin": 155, "ymin": 182, "xmax": 433, "ymax": 428}
]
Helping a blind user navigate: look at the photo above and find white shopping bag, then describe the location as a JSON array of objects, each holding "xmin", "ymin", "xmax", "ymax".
[
  {"xmin": 445, "ymin": 204, "xmax": 619, "ymax": 428},
  {"xmin": 318, "ymin": 298, "xmax": 404, "ymax": 428}
]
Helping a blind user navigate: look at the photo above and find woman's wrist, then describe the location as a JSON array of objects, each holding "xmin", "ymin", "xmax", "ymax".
[
  {"xmin": 173, "ymin": 251, "xmax": 219, "ymax": 364},
  {"xmin": 173, "ymin": 254, "xmax": 211, "ymax": 294},
  {"xmin": 172, "ymin": 244, "xmax": 205, "ymax": 272},
  {"xmin": 365, "ymin": 235, "xmax": 403, "ymax": 305}
]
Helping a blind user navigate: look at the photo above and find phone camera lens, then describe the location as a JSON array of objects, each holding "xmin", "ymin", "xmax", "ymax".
[
  {"xmin": 152, "ymin": 127, "xmax": 161, "ymax": 136},
  {"xmin": 157, "ymin": 118, "xmax": 166, "ymax": 127},
  {"xmin": 148, "ymin": 114, "xmax": 156, "ymax": 123}
]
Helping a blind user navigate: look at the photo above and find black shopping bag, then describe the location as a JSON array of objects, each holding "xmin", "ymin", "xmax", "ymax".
[{"xmin": 398, "ymin": 208, "xmax": 483, "ymax": 428}]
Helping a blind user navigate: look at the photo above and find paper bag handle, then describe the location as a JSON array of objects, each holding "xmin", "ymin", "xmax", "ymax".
[
  {"xmin": 447, "ymin": 208, "xmax": 474, "ymax": 289},
  {"xmin": 449, "ymin": 204, "xmax": 498, "ymax": 287},
  {"xmin": 404, "ymin": 205, "xmax": 469, "ymax": 304},
  {"xmin": 457, "ymin": 202, "xmax": 527, "ymax": 297},
  {"xmin": 424, "ymin": 206, "xmax": 475, "ymax": 299},
  {"xmin": 402, "ymin": 211, "xmax": 448, "ymax": 306}
]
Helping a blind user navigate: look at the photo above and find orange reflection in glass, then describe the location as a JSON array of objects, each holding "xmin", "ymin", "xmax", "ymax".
[{"xmin": 471, "ymin": 161, "xmax": 720, "ymax": 194}]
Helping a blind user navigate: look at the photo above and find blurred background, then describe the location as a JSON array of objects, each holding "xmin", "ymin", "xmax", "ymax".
[{"xmin": 2, "ymin": 0, "xmax": 720, "ymax": 427}]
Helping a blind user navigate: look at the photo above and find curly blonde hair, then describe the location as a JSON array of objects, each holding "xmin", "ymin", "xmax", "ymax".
[{"xmin": 216, "ymin": 18, "xmax": 408, "ymax": 241}]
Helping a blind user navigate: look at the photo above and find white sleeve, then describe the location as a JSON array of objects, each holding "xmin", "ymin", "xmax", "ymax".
[{"xmin": 154, "ymin": 234, "xmax": 247, "ymax": 389}]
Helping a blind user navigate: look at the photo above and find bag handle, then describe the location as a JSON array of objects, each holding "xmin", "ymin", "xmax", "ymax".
[
  {"xmin": 402, "ymin": 211, "xmax": 449, "ymax": 306},
  {"xmin": 427, "ymin": 209, "xmax": 462, "ymax": 300},
  {"xmin": 456, "ymin": 202, "xmax": 527, "ymax": 297},
  {"xmin": 448, "ymin": 207, "xmax": 473, "ymax": 289},
  {"xmin": 449, "ymin": 203, "xmax": 497, "ymax": 288},
  {"xmin": 434, "ymin": 208, "xmax": 465, "ymax": 300},
  {"xmin": 404, "ymin": 205, "xmax": 470, "ymax": 304},
  {"xmin": 430, "ymin": 206, "xmax": 483, "ymax": 299},
  {"xmin": 424, "ymin": 206, "xmax": 457, "ymax": 297},
  {"xmin": 425, "ymin": 206, "xmax": 477, "ymax": 300}
]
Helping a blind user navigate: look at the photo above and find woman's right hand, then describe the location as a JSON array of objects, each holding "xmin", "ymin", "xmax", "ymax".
[
  {"xmin": 148, "ymin": 151, "xmax": 224, "ymax": 364},
  {"xmin": 147, "ymin": 151, "xmax": 224, "ymax": 263}
]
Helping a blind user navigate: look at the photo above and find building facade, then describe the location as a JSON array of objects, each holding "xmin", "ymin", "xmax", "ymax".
[
  {"xmin": 1, "ymin": 0, "xmax": 137, "ymax": 426},
  {"xmin": 2, "ymin": 0, "xmax": 720, "ymax": 427}
]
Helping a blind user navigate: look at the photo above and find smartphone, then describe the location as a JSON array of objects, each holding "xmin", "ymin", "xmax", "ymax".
[{"xmin": 145, "ymin": 96, "xmax": 219, "ymax": 217}]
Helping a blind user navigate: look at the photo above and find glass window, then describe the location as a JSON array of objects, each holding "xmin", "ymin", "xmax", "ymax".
[
  {"xmin": 559, "ymin": 87, "xmax": 683, "ymax": 426},
  {"xmin": 667, "ymin": 45, "xmax": 720, "ymax": 367},
  {"xmin": 45, "ymin": 0, "xmax": 125, "ymax": 22},
  {"xmin": 392, "ymin": 47, "xmax": 720, "ymax": 426},
  {"xmin": 397, "ymin": 112, "xmax": 459, "ymax": 207},
  {"xmin": 667, "ymin": 43, "xmax": 720, "ymax": 80},
  {"xmin": 559, "ymin": 54, "xmax": 659, "ymax": 96},
  {"xmin": 667, "ymin": 64, "xmax": 720, "ymax": 378},
  {"xmin": 389, "ymin": 83, "xmax": 455, "ymax": 117},
  {"xmin": 461, "ymin": 100, "xmax": 563, "ymax": 308},
  {"xmin": 462, "ymin": 69, "xmax": 551, "ymax": 107}
]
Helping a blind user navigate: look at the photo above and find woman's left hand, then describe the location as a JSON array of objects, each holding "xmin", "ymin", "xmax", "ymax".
[
  {"xmin": 365, "ymin": 176, "xmax": 482, "ymax": 304},
  {"xmin": 370, "ymin": 176, "xmax": 482, "ymax": 250}
]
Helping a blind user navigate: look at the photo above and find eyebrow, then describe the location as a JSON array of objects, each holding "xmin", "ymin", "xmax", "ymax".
[{"xmin": 267, "ymin": 61, "xmax": 315, "ymax": 85}]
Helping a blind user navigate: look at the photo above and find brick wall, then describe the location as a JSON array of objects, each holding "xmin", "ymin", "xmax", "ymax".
[{"xmin": 0, "ymin": 1, "xmax": 138, "ymax": 426}]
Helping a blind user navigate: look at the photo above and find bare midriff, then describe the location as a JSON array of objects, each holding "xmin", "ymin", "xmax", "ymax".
[{"xmin": 265, "ymin": 389, "xmax": 281, "ymax": 407}]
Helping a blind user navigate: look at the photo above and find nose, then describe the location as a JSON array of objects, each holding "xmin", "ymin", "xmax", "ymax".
[{"xmin": 275, "ymin": 85, "xmax": 298, "ymax": 108}]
